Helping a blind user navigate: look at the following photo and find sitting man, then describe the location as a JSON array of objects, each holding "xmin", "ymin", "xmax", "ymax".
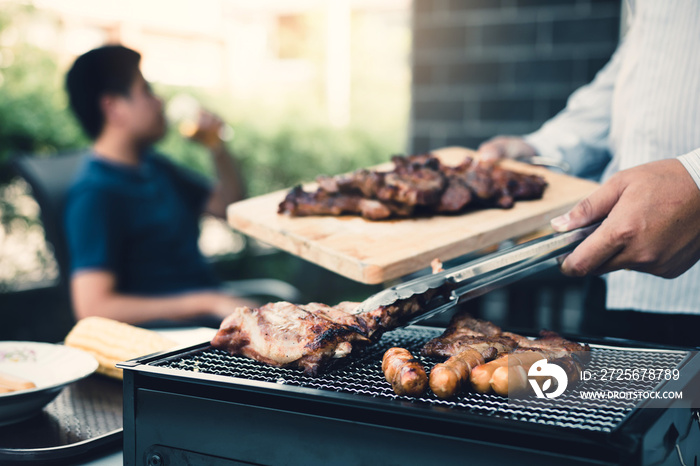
[{"xmin": 64, "ymin": 44, "xmax": 256, "ymax": 327}]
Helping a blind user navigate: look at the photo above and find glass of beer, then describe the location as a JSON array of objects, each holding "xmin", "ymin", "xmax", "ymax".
[{"xmin": 166, "ymin": 94, "xmax": 234, "ymax": 143}]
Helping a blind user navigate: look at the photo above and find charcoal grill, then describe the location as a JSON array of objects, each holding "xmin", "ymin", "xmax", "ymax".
[{"xmin": 120, "ymin": 325, "xmax": 700, "ymax": 466}]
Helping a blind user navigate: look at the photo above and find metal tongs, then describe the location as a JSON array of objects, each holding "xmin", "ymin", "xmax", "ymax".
[{"xmin": 353, "ymin": 223, "xmax": 599, "ymax": 326}]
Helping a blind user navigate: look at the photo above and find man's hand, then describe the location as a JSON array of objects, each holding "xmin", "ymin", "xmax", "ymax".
[
  {"xmin": 551, "ymin": 159, "xmax": 700, "ymax": 278},
  {"xmin": 187, "ymin": 109, "xmax": 225, "ymax": 150},
  {"xmin": 477, "ymin": 136, "xmax": 538, "ymax": 162}
]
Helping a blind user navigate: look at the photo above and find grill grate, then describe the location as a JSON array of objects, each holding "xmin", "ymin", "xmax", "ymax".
[{"xmin": 152, "ymin": 327, "xmax": 688, "ymax": 434}]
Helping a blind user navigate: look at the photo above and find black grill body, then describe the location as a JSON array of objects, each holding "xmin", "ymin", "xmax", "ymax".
[{"xmin": 120, "ymin": 326, "xmax": 700, "ymax": 466}]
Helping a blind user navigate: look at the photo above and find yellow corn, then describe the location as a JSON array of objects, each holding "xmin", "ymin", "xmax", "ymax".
[{"xmin": 65, "ymin": 316, "xmax": 176, "ymax": 380}]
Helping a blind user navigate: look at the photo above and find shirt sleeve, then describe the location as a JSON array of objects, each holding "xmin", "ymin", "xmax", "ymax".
[
  {"xmin": 677, "ymin": 149, "xmax": 700, "ymax": 191},
  {"xmin": 64, "ymin": 187, "xmax": 123, "ymax": 276},
  {"xmin": 524, "ymin": 38, "xmax": 630, "ymax": 179}
]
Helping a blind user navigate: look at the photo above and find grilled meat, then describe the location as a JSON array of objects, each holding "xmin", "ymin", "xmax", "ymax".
[
  {"xmin": 429, "ymin": 349, "xmax": 486, "ymax": 399},
  {"xmin": 382, "ymin": 347, "xmax": 428, "ymax": 397},
  {"xmin": 278, "ymin": 185, "xmax": 413, "ymax": 220},
  {"xmin": 211, "ymin": 302, "xmax": 372, "ymax": 376},
  {"xmin": 421, "ymin": 309, "xmax": 588, "ymax": 366},
  {"xmin": 279, "ymin": 153, "xmax": 547, "ymax": 220},
  {"xmin": 421, "ymin": 310, "xmax": 515, "ymax": 358},
  {"xmin": 504, "ymin": 329, "xmax": 590, "ymax": 361},
  {"xmin": 437, "ymin": 178, "xmax": 473, "ymax": 212},
  {"xmin": 421, "ymin": 309, "xmax": 590, "ymax": 396},
  {"xmin": 212, "ymin": 297, "xmax": 588, "ymax": 384},
  {"xmin": 478, "ymin": 333, "xmax": 591, "ymax": 397},
  {"xmin": 357, "ymin": 290, "xmax": 441, "ymax": 340},
  {"xmin": 422, "ymin": 335, "xmax": 517, "ymax": 360},
  {"xmin": 378, "ymin": 155, "xmax": 446, "ymax": 206},
  {"xmin": 448, "ymin": 311, "xmax": 503, "ymax": 336},
  {"xmin": 211, "ymin": 294, "xmax": 437, "ymax": 375}
]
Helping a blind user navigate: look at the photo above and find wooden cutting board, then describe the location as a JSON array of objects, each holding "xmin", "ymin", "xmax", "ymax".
[{"xmin": 227, "ymin": 147, "xmax": 599, "ymax": 284}]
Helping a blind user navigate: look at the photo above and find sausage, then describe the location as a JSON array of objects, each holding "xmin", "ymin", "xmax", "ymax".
[
  {"xmin": 490, "ymin": 365, "xmax": 531, "ymax": 396},
  {"xmin": 470, "ymin": 356, "xmax": 510, "ymax": 393},
  {"xmin": 429, "ymin": 349, "xmax": 485, "ymax": 399},
  {"xmin": 488, "ymin": 352, "xmax": 547, "ymax": 396},
  {"xmin": 470, "ymin": 351, "xmax": 546, "ymax": 394},
  {"xmin": 382, "ymin": 347, "xmax": 428, "ymax": 397},
  {"xmin": 0, "ymin": 371, "xmax": 36, "ymax": 393}
]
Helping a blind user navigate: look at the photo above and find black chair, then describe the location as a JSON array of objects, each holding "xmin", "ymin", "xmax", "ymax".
[
  {"xmin": 12, "ymin": 151, "xmax": 87, "ymax": 295},
  {"xmin": 11, "ymin": 151, "xmax": 303, "ymax": 326}
]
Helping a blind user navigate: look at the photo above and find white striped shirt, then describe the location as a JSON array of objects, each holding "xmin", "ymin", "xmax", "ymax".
[{"xmin": 525, "ymin": 0, "xmax": 700, "ymax": 314}]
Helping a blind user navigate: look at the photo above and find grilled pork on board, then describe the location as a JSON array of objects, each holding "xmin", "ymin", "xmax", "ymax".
[{"xmin": 278, "ymin": 153, "xmax": 548, "ymax": 220}]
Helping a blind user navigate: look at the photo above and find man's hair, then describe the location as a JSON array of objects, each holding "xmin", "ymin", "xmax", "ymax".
[{"xmin": 65, "ymin": 45, "xmax": 141, "ymax": 139}]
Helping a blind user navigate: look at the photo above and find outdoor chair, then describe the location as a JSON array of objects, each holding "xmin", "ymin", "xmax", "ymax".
[{"xmin": 11, "ymin": 151, "xmax": 303, "ymax": 328}]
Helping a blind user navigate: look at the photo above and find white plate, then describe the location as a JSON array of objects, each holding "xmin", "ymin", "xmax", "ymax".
[{"xmin": 0, "ymin": 341, "xmax": 98, "ymax": 426}]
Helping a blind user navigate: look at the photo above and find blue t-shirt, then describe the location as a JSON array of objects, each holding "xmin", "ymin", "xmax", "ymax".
[{"xmin": 64, "ymin": 151, "xmax": 220, "ymax": 295}]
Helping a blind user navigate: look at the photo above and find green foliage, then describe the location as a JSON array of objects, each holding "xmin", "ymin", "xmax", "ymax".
[
  {"xmin": 224, "ymin": 119, "xmax": 398, "ymax": 196},
  {"xmin": 156, "ymin": 93, "xmax": 404, "ymax": 197},
  {"xmin": 0, "ymin": 6, "xmax": 88, "ymax": 163}
]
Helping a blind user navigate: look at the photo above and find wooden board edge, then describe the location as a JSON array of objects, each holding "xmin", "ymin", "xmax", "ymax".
[{"xmin": 228, "ymin": 209, "xmax": 381, "ymax": 284}]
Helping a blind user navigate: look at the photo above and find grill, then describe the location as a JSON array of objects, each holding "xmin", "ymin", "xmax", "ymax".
[{"xmin": 120, "ymin": 325, "xmax": 700, "ymax": 466}]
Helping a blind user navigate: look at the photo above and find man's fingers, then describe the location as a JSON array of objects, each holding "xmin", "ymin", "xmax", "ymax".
[
  {"xmin": 477, "ymin": 140, "xmax": 505, "ymax": 162},
  {"xmin": 551, "ymin": 179, "xmax": 623, "ymax": 232},
  {"xmin": 559, "ymin": 222, "xmax": 624, "ymax": 277},
  {"xmin": 477, "ymin": 136, "xmax": 536, "ymax": 162}
]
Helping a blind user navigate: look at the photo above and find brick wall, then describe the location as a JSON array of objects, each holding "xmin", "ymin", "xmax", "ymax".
[{"xmin": 410, "ymin": 0, "xmax": 622, "ymax": 153}]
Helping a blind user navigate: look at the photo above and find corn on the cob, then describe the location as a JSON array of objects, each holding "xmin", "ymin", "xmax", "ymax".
[{"xmin": 65, "ymin": 316, "xmax": 176, "ymax": 380}]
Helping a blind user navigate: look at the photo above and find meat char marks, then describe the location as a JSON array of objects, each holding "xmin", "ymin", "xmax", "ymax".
[
  {"xmin": 211, "ymin": 302, "xmax": 371, "ymax": 376},
  {"xmin": 421, "ymin": 309, "xmax": 589, "ymax": 362},
  {"xmin": 503, "ymin": 329, "xmax": 591, "ymax": 367},
  {"xmin": 421, "ymin": 311, "xmax": 517, "ymax": 360},
  {"xmin": 211, "ymin": 295, "xmax": 432, "ymax": 376},
  {"xmin": 279, "ymin": 153, "xmax": 548, "ymax": 220}
]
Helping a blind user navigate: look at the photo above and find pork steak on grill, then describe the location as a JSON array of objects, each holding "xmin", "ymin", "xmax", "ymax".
[
  {"xmin": 211, "ymin": 292, "xmax": 440, "ymax": 375},
  {"xmin": 421, "ymin": 310, "xmax": 516, "ymax": 359},
  {"xmin": 211, "ymin": 302, "xmax": 372, "ymax": 376}
]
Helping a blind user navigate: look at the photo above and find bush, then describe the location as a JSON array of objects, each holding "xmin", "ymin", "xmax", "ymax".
[{"xmin": 0, "ymin": 6, "xmax": 87, "ymax": 163}]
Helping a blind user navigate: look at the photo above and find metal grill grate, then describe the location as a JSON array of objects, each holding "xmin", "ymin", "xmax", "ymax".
[{"xmin": 152, "ymin": 327, "xmax": 688, "ymax": 433}]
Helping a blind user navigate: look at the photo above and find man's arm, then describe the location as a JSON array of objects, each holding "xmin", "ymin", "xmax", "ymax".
[
  {"xmin": 187, "ymin": 110, "xmax": 246, "ymax": 219},
  {"xmin": 71, "ymin": 270, "xmax": 256, "ymax": 325},
  {"xmin": 205, "ymin": 142, "xmax": 246, "ymax": 218},
  {"xmin": 550, "ymin": 155, "xmax": 700, "ymax": 278},
  {"xmin": 479, "ymin": 35, "xmax": 631, "ymax": 177}
]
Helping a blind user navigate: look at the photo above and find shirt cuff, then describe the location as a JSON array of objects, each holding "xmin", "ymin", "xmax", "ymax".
[
  {"xmin": 677, "ymin": 149, "xmax": 700, "ymax": 191},
  {"xmin": 523, "ymin": 128, "xmax": 581, "ymax": 174},
  {"xmin": 523, "ymin": 129, "xmax": 562, "ymax": 163}
]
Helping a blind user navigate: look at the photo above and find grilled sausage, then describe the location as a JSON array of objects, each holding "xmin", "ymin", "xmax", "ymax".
[
  {"xmin": 0, "ymin": 371, "xmax": 36, "ymax": 393},
  {"xmin": 470, "ymin": 356, "xmax": 509, "ymax": 393},
  {"xmin": 470, "ymin": 351, "xmax": 546, "ymax": 394},
  {"xmin": 490, "ymin": 364, "xmax": 530, "ymax": 396},
  {"xmin": 429, "ymin": 349, "xmax": 485, "ymax": 399},
  {"xmin": 488, "ymin": 352, "xmax": 547, "ymax": 396},
  {"xmin": 382, "ymin": 347, "xmax": 428, "ymax": 396}
]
